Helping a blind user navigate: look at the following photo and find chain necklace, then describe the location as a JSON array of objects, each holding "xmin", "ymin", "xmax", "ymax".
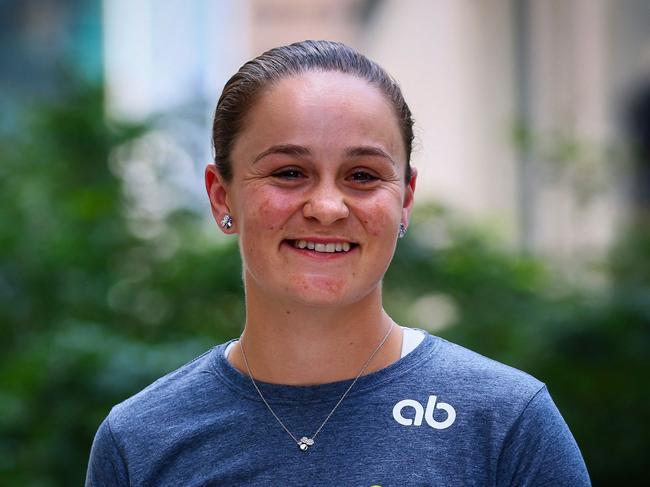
[{"xmin": 239, "ymin": 323, "xmax": 394, "ymax": 452}]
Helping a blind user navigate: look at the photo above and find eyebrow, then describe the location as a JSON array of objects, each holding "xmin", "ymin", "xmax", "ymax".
[
  {"xmin": 344, "ymin": 145, "xmax": 396, "ymax": 166},
  {"xmin": 252, "ymin": 143, "xmax": 396, "ymax": 165},
  {"xmin": 252, "ymin": 144, "xmax": 311, "ymax": 164}
]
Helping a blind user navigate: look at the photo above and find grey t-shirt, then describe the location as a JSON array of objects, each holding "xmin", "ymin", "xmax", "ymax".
[{"xmin": 86, "ymin": 332, "xmax": 590, "ymax": 486}]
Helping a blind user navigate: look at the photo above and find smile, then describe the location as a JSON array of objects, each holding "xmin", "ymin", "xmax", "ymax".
[{"xmin": 289, "ymin": 240, "xmax": 356, "ymax": 253}]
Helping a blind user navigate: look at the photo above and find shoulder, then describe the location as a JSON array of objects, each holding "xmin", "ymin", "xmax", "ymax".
[
  {"xmin": 106, "ymin": 344, "xmax": 225, "ymax": 436},
  {"xmin": 495, "ymin": 376, "xmax": 591, "ymax": 484},
  {"xmin": 388, "ymin": 332, "xmax": 590, "ymax": 484},
  {"xmin": 88, "ymin": 343, "xmax": 249, "ymax": 484},
  {"xmin": 442, "ymin": 336, "xmax": 541, "ymax": 383},
  {"xmin": 421, "ymin": 333, "xmax": 544, "ymax": 398},
  {"xmin": 405, "ymin": 333, "xmax": 546, "ymax": 425}
]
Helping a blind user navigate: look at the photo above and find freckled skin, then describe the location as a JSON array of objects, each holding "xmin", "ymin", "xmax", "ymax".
[{"xmin": 211, "ymin": 71, "xmax": 416, "ymax": 309}]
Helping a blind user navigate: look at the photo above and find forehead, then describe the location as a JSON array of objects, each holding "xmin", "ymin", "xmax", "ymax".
[{"xmin": 232, "ymin": 70, "xmax": 405, "ymax": 163}]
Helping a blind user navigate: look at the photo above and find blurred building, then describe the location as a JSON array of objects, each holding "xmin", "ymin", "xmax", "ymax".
[
  {"xmin": 364, "ymin": 0, "xmax": 649, "ymax": 264},
  {"xmin": 6, "ymin": 0, "xmax": 649, "ymax": 263},
  {"xmin": 0, "ymin": 0, "xmax": 102, "ymax": 130}
]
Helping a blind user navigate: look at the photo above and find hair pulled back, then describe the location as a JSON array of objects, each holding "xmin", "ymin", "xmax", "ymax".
[{"xmin": 212, "ymin": 40, "xmax": 414, "ymax": 183}]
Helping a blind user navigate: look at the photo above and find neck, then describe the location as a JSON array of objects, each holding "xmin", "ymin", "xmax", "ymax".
[{"xmin": 228, "ymin": 282, "xmax": 403, "ymax": 386}]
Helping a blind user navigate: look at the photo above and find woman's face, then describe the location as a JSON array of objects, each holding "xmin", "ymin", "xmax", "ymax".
[{"xmin": 207, "ymin": 70, "xmax": 416, "ymax": 308}]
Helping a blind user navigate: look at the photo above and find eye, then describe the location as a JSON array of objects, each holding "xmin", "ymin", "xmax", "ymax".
[
  {"xmin": 348, "ymin": 170, "xmax": 379, "ymax": 183},
  {"xmin": 272, "ymin": 167, "xmax": 305, "ymax": 180}
]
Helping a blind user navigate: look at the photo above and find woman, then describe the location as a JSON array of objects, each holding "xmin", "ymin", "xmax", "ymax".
[{"xmin": 86, "ymin": 40, "xmax": 590, "ymax": 486}]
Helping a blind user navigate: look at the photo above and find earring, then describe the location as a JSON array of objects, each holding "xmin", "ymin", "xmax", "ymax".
[
  {"xmin": 220, "ymin": 214, "xmax": 233, "ymax": 230},
  {"xmin": 398, "ymin": 223, "xmax": 407, "ymax": 239}
]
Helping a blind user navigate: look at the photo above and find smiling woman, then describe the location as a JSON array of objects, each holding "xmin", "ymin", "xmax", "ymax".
[
  {"xmin": 85, "ymin": 41, "xmax": 591, "ymax": 486},
  {"xmin": 209, "ymin": 69, "xmax": 412, "ymax": 315}
]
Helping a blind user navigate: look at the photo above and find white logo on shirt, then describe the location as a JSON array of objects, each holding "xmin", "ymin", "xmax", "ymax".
[{"xmin": 392, "ymin": 395, "xmax": 456, "ymax": 429}]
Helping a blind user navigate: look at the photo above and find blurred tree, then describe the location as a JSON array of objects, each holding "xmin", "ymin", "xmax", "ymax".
[{"xmin": 0, "ymin": 78, "xmax": 244, "ymax": 485}]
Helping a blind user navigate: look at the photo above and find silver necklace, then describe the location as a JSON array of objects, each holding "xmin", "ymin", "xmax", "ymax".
[{"xmin": 239, "ymin": 323, "xmax": 394, "ymax": 452}]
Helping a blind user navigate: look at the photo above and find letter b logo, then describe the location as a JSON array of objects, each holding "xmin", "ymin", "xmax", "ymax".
[{"xmin": 392, "ymin": 395, "xmax": 456, "ymax": 429}]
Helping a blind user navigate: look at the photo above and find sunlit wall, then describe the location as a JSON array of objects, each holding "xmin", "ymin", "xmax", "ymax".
[{"xmin": 100, "ymin": 0, "xmax": 650, "ymax": 264}]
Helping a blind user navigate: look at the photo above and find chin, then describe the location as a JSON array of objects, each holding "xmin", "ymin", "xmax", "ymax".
[
  {"xmin": 244, "ymin": 269, "xmax": 379, "ymax": 308},
  {"xmin": 282, "ymin": 276, "xmax": 375, "ymax": 309},
  {"xmin": 289, "ymin": 294, "xmax": 354, "ymax": 308},
  {"xmin": 288, "ymin": 283, "xmax": 350, "ymax": 307}
]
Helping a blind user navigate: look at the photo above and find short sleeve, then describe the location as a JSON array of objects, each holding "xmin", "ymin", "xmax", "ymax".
[
  {"xmin": 496, "ymin": 386, "xmax": 591, "ymax": 486},
  {"xmin": 85, "ymin": 415, "xmax": 130, "ymax": 487}
]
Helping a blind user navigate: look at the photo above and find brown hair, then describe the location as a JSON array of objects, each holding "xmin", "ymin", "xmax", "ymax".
[{"xmin": 212, "ymin": 40, "xmax": 414, "ymax": 183}]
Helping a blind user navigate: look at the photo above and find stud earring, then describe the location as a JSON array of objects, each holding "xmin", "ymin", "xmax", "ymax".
[
  {"xmin": 398, "ymin": 223, "xmax": 407, "ymax": 239},
  {"xmin": 220, "ymin": 214, "xmax": 233, "ymax": 230}
]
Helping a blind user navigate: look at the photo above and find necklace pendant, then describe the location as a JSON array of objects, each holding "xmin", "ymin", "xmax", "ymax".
[
  {"xmin": 298, "ymin": 436, "xmax": 314, "ymax": 451},
  {"xmin": 240, "ymin": 324, "xmax": 394, "ymax": 455}
]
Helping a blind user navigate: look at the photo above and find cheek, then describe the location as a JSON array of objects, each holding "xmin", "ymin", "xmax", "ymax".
[
  {"xmin": 256, "ymin": 199, "xmax": 281, "ymax": 231},
  {"xmin": 358, "ymin": 199, "xmax": 401, "ymax": 237},
  {"xmin": 245, "ymin": 190, "xmax": 297, "ymax": 231},
  {"xmin": 237, "ymin": 190, "xmax": 300, "ymax": 267}
]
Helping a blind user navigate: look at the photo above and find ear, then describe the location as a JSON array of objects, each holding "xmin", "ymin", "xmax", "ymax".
[
  {"xmin": 205, "ymin": 164, "xmax": 236, "ymax": 234},
  {"xmin": 401, "ymin": 166, "xmax": 417, "ymax": 227}
]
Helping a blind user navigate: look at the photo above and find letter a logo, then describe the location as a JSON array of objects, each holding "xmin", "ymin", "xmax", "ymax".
[{"xmin": 392, "ymin": 395, "xmax": 456, "ymax": 429}]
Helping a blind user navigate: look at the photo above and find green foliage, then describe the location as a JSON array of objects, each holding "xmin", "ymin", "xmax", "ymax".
[
  {"xmin": 1, "ymin": 82, "xmax": 648, "ymax": 485},
  {"xmin": 0, "ymin": 81, "xmax": 244, "ymax": 485}
]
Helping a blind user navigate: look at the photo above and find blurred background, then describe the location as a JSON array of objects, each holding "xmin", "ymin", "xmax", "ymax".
[{"xmin": 1, "ymin": 0, "xmax": 649, "ymax": 485}]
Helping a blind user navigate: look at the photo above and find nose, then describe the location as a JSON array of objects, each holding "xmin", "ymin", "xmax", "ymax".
[{"xmin": 302, "ymin": 180, "xmax": 349, "ymax": 225}]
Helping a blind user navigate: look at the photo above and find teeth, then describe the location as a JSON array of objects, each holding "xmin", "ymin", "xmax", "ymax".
[{"xmin": 292, "ymin": 240, "xmax": 354, "ymax": 253}]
